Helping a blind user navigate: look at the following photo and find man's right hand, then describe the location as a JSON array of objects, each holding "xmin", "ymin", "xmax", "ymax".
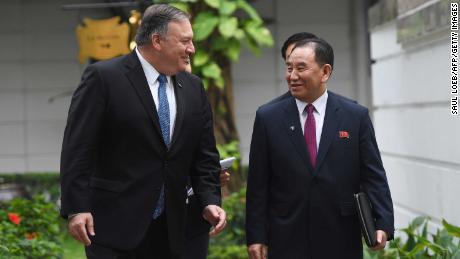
[
  {"xmin": 248, "ymin": 243, "xmax": 267, "ymax": 259},
  {"xmin": 68, "ymin": 212, "xmax": 95, "ymax": 246}
]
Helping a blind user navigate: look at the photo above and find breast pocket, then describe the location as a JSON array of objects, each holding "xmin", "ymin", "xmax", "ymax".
[{"xmin": 335, "ymin": 138, "xmax": 356, "ymax": 149}]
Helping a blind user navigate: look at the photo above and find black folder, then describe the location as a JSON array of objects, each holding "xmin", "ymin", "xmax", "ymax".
[{"xmin": 354, "ymin": 192, "xmax": 377, "ymax": 247}]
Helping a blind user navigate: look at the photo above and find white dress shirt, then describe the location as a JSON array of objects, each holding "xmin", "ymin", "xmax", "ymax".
[
  {"xmin": 136, "ymin": 48, "xmax": 177, "ymax": 140},
  {"xmin": 295, "ymin": 90, "xmax": 328, "ymax": 151}
]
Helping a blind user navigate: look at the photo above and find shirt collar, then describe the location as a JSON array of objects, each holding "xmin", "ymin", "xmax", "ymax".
[
  {"xmin": 295, "ymin": 90, "xmax": 329, "ymax": 115},
  {"xmin": 135, "ymin": 47, "xmax": 169, "ymax": 86}
]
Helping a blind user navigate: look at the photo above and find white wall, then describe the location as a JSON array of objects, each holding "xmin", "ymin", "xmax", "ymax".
[
  {"xmin": 0, "ymin": 0, "xmax": 109, "ymax": 173},
  {"xmin": 370, "ymin": 21, "xmax": 460, "ymax": 227}
]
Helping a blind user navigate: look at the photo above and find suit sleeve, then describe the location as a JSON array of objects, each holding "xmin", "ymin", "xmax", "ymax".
[
  {"xmin": 359, "ymin": 109, "xmax": 395, "ymax": 239},
  {"xmin": 190, "ymin": 80, "xmax": 221, "ymax": 210},
  {"xmin": 246, "ymin": 110, "xmax": 270, "ymax": 246},
  {"xmin": 60, "ymin": 65, "xmax": 106, "ymax": 218}
]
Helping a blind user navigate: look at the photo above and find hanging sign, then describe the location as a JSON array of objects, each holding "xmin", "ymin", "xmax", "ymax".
[{"xmin": 76, "ymin": 16, "xmax": 130, "ymax": 63}]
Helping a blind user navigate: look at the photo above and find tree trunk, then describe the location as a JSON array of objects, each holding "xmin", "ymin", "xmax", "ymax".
[{"xmin": 206, "ymin": 59, "xmax": 246, "ymax": 192}]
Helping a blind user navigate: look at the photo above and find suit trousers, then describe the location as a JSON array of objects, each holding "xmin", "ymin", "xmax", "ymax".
[
  {"xmin": 85, "ymin": 214, "xmax": 180, "ymax": 259},
  {"xmin": 183, "ymin": 232, "xmax": 209, "ymax": 259}
]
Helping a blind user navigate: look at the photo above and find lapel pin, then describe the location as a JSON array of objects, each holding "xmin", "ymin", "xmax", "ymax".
[
  {"xmin": 290, "ymin": 126, "xmax": 295, "ymax": 131},
  {"xmin": 178, "ymin": 82, "xmax": 183, "ymax": 88},
  {"xmin": 339, "ymin": 131, "xmax": 349, "ymax": 139}
]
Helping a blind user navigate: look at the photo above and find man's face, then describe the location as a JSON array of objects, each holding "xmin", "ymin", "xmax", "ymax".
[
  {"xmin": 285, "ymin": 45, "xmax": 329, "ymax": 102},
  {"xmin": 159, "ymin": 20, "xmax": 195, "ymax": 75}
]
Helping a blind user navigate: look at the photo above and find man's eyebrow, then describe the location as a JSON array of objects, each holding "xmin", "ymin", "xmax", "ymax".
[{"xmin": 286, "ymin": 60, "xmax": 307, "ymax": 66}]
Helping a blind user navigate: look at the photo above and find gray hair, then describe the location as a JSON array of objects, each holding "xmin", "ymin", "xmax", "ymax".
[{"xmin": 135, "ymin": 4, "xmax": 190, "ymax": 46}]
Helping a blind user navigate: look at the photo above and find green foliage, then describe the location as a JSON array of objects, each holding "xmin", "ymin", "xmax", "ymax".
[
  {"xmin": 443, "ymin": 219, "xmax": 460, "ymax": 239},
  {"xmin": 0, "ymin": 172, "xmax": 60, "ymax": 204},
  {"xmin": 209, "ymin": 187, "xmax": 247, "ymax": 258},
  {"xmin": 217, "ymin": 140, "xmax": 241, "ymax": 171},
  {"xmin": 208, "ymin": 245, "xmax": 247, "ymax": 259},
  {"xmin": 154, "ymin": 0, "xmax": 274, "ymax": 89},
  {"xmin": 0, "ymin": 196, "xmax": 64, "ymax": 258},
  {"xmin": 217, "ymin": 140, "xmax": 246, "ymax": 191},
  {"xmin": 62, "ymin": 234, "xmax": 85, "ymax": 259},
  {"xmin": 193, "ymin": 11, "xmax": 219, "ymax": 41},
  {"xmin": 365, "ymin": 217, "xmax": 460, "ymax": 259}
]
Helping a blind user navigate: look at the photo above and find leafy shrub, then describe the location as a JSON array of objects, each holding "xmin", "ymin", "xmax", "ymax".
[
  {"xmin": 365, "ymin": 217, "xmax": 460, "ymax": 259},
  {"xmin": 0, "ymin": 172, "xmax": 60, "ymax": 204},
  {"xmin": 209, "ymin": 187, "xmax": 247, "ymax": 258},
  {"xmin": 0, "ymin": 196, "xmax": 63, "ymax": 258},
  {"xmin": 217, "ymin": 140, "xmax": 246, "ymax": 192},
  {"xmin": 208, "ymin": 245, "xmax": 247, "ymax": 259}
]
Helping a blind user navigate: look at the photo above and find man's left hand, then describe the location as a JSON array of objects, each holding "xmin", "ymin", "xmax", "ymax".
[
  {"xmin": 203, "ymin": 205, "xmax": 227, "ymax": 236},
  {"xmin": 220, "ymin": 170, "xmax": 231, "ymax": 186},
  {"xmin": 371, "ymin": 230, "xmax": 388, "ymax": 250}
]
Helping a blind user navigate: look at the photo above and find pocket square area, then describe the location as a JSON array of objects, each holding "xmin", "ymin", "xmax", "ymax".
[{"xmin": 339, "ymin": 131, "xmax": 350, "ymax": 139}]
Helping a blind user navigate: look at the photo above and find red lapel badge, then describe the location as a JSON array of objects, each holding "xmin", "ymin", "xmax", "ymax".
[{"xmin": 339, "ymin": 131, "xmax": 349, "ymax": 139}]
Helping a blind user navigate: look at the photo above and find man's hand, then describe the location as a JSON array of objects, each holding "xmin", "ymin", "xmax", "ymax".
[
  {"xmin": 248, "ymin": 243, "xmax": 267, "ymax": 259},
  {"xmin": 220, "ymin": 170, "xmax": 231, "ymax": 186},
  {"xmin": 371, "ymin": 230, "xmax": 388, "ymax": 251},
  {"xmin": 68, "ymin": 213, "xmax": 95, "ymax": 246},
  {"xmin": 202, "ymin": 205, "xmax": 226, "ymax": 236}
]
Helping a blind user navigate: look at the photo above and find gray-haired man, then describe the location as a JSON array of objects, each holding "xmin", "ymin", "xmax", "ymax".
[{"xmin": 60, "ymin": 4, "xmax": 226, "ymax": 258}]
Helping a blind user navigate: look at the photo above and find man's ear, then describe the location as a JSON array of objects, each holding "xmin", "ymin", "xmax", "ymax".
[
  {"xmin": 151, "ymin": 34, "xmax": 162, "ymax": 50},
  {"xmin": 321, "ymin": 64, "xmax": 332, "ymax": 82}
]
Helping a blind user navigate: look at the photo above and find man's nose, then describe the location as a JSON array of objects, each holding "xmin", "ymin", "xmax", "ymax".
[
  {"xmin": 187, "ymin": 42, "xmax": 195, "ymax": 55},
  {"xmin": 289, "ymin": 70, "xmax": 299, "ymax": 81}
]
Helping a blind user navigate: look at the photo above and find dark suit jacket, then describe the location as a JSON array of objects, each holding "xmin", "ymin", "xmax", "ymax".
[
  {"xmin": 266, "ymin": 91, "xmax": 291, "ymax": 105},
  {"xmin": 60, "ymin": 51, "xmax": 221, "ymax": 254},
  {"xmin": 186, "ymin": 193, "xmax": 212, "ymax": 239},
  {"xmin": 246, "ymin": 91, "xmax": 394, "ymax": 259}
]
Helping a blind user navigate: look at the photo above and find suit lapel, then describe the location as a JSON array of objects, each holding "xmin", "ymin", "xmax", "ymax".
[
  {"xmin": 315, "ymin": 92, "xmax": 341, "ymax": 172},
  {"xmin": 281, "ymin": 97, "xmax": 313, "ymax": 172},
  {"xmin": 170, "ymin": 74, "xmax": 185, "ymax": 148},
  {"xmin": 123, "ymin": 52, "xmax": 164, "ymax": 146}
]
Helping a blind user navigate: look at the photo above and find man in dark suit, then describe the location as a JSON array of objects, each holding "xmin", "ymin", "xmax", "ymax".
[
  {"xmin": 60, "ymin": 4, "xmax": 226, "ymax": 258},
  {"xmin": 246, "ymin": 37, "xmax": 394, "ymax": 259},
  {"xmin": 182, "ymin": 32, "xmax": 320, "ymax": 259}
]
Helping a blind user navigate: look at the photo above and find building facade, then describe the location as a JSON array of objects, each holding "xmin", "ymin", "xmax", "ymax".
[
  {"xmin": 0, "ymin": 0, "xmax": 458, "ymax": 229},
  {"xmin": 368, "ymin": 0, "xmax": 460, "ymax": 228}
]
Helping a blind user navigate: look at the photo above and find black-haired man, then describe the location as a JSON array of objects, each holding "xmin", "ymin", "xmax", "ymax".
[{"xmin": 246, "ymin": 37, "xmax": 394, "ymax": 259}]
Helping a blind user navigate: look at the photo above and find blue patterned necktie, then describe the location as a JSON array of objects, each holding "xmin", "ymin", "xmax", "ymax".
[{"xmin": 153, "ymin": 74, "xmax": 169, "ymax": 219}]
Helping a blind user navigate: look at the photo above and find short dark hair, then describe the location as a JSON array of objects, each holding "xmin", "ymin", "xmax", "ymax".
[
  {"xmin": 291, "ymin": 38, "xmax": 334, "ymax": 70},
  {"xmin": 135, "ymin": 4, "xmax": 190, "ymax": 46},
  {"xmin": 281, "ymin": 32, "xmax": 318, "ymax": 60}
]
